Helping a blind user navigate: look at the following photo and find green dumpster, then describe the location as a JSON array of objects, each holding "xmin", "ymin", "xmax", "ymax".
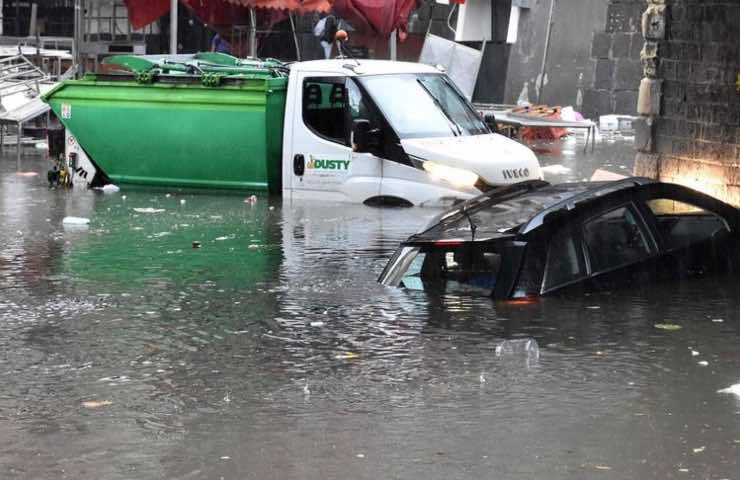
[{"xmin": 43, "ymin": 53, "xmax": 288, "ymax": 193}]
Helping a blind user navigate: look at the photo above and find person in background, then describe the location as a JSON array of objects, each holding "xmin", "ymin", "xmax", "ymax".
[
  {"xmin": 211, "ymin": 32, "xmax": 231, "ymax": 54},
  {"xmin": 313, "ymin": 14, "xmax": 338, "ymax": 59}
]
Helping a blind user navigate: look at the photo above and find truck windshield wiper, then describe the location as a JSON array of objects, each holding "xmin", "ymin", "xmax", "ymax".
[
  {"xmin": 440, "ymin": 76, "xmax": 489, "ymax": 135},
  {"xmin": 416, "ymin": 78, "xmax": 462, "ymax": 136}
]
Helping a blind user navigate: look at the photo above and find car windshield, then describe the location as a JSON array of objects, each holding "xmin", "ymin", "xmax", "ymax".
[
  {"xmin": 379, "ymin": 242, "xmax": 503, "ymax": 296},
  {"xmin": 358, "ymin": 73, "xmax": 489, "ymax": 139}
]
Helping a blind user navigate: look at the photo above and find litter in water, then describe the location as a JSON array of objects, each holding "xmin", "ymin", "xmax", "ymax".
[
  {"xmin": 15, "ymin": 171, "xmax": 38, "ymax": 177},
  {"xmin": 712, "ymin": 318, "xmax": 724, "ymax": 323},
  {"xmin": 244, "ymin": 195, "xmax": 258, "ymax": 204},
  {"xmin": 82, "ymin": 400, "xmax": 112, "ymax": 408},
  {"xmin": 180, "ymin": 199, "xmax": 186, "ymax": 205},
  {"xmin": 690, "ymin": 350, "xmax": 700, "ymax": 357},
  {"xmin": 95, "ymin": 184, "xmax": 120, "ymax": 193},
  {"xmin": 192, "ymin": 241, "xmax": 202, "ymax": 249},
  {"xmin": 133, "ymin": 207, "xmax": 165, "ymax": 213},
  {"xmin": 717, "ymin": 383, "xmax": 740, "ymax": 396},
  {"xmin": 334, "ymin": 352, "xmax": 359, "ymax": 360},
  {"xmin": 62, "ymin": 216, "xmax": 90, "ymax": 226},
  {"xmin": 654, "ymin": 323, "xmax": 682, "ymax": 331},
  {"xmin": 697, "ymin": 361, "xmax": 709, "ymax": 367},
  {"xmin": 495, "ymin": 338, "xmax": 540, "ymax": 360},
  {"xmin": 692, "ymin": 446, "xmax": 705, "ymax": 453},
  {"xmin": 309, "ymin": 321, "xmax": 325, "ymax": 327}
]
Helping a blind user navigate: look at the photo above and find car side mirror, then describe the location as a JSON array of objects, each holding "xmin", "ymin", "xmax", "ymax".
[{"xmin": 352, "ymin": 119, "xmax": 380, "ymax": 153}]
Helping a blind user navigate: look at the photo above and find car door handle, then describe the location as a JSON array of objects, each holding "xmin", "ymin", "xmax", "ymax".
[{"xmin": 293, "ymin": 154, "xmax": 305, "ymax": 176}]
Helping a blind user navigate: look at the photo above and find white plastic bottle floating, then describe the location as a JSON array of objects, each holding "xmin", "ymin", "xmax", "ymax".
[{"xmin": 495, "ymin": 338, "xmax": 540, "ymax": 361}]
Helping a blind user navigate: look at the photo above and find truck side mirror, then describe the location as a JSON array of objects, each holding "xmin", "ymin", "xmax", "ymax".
[{"xmin": 352, "ymin": 119, "xmax": 379, "ymax": 153}]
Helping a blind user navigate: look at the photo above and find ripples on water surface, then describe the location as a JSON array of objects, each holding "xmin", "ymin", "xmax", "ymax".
[{"xmin": 0, "ymin": 151, "xmax": 738, "ymax": 479}]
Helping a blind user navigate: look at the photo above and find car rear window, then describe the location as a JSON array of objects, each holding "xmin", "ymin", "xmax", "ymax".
[{"xmin": 394, "ymin": 243, "xmax": 503, "ymax": 296}]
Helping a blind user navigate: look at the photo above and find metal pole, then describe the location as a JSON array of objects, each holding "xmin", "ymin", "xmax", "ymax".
[
  {"xmin": 17, "ymin": 121, "xmax": 21, "ymax": 169},
  {"xmin": 73, "ymin": 0, "xmax": 81, "ymax": 75},
  {"xmin": 249, "ymin": 8, "xmax": 257, "ymax": 58},
  {"xmin": 536, "ymin": 0, "xmax": 556, "ymax": 105},
  {"xmin": 389, "ymin": 30, "xmax": 397, "ymax": 61},
  {"xmin": 288, "ymin": 13, "xmax": 301, "ymax": 61},
  {"xmin": 170, "ymin": 0, "xmax": 178, "ymax": 54}
]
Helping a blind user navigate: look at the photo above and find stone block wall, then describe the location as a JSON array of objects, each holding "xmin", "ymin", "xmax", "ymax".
[
  {"xmin": 582, "ymin": 0, "xmax": 644, "ymax": 118},
  {"xmin": 634, "ymin": 0, "xmax": 740, "ymax": 206}
]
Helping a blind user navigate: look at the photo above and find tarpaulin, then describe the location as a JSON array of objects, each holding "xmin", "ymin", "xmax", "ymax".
[
  {"xmin": 223, "ymin": 0, "xmax": 331, "ymax": 14},
  {"xmin": 125, "ymin": 0, "xmax": 331, "ymax": 30},
  {"xmin": 332, "ymin": 0, "xmax": 419, "ymax": 38},
  {"xmin": 124, "ymin": 0, "xmax": 170, "ymax": 30}
]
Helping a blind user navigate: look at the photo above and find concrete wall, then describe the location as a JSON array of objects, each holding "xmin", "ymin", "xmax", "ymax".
[
  {"xmin": 504, "ymin": 0, "xmax": 609, "ymax": 111},
  {"xmin": 583, "ymin": 0, "xmax": 644, "ymax": 118},
  {"xmin": 634, "ymin": 0, "xmax": 740, "ymax": 206}
]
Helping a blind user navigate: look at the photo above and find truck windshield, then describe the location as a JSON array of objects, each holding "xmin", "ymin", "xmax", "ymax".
[{"xmin": 358, "ymin": 74, "xmax": 489, "ymax": 139}]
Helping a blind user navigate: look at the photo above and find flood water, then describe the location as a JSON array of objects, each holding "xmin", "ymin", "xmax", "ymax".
[{"xmin": 1, "ymin": 136, "xmax": 739, "ymax": 479}]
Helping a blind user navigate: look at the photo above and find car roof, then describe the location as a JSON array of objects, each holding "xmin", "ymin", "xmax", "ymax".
[
  {"xmin": 290, "ymin": 59, "xmax": 442, "ymax": 77},
  {"xmin": 406, "ymin": 177, "xmax": 657, "ymax": 244}
]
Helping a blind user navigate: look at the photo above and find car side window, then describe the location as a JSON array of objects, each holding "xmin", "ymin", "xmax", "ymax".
[
  {"xmin": 543, "ymin": 227, "xmax": 586, "ymax": 291},
  {"xmin": 583, "ymin": 205, "xmax": 651, "ymax": 272},
  {"xmin": 646, "ymin": 198, "xmax": 730, "ymax": 250},
  {"xmin": 302, "ymin": 77, "xmax": 347, "ymax": 145}
]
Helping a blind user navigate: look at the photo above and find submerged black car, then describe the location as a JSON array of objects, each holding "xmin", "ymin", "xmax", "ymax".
[{"xmin": 379, "ymin": 178, "xmax": 740, "ymax": 299}]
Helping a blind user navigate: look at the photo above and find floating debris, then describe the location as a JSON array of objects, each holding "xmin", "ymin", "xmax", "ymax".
[
  {"xmin": 309, "ymin": 321, "xmax": 325, "ymax": 327},
  {"xmin": 692, "ymin": 446, "xmax": 705, "ymax": 453},
  {"xmin": 244, "ymin": 195, "xmax": 258, "ymax": 204},
  {"xmin": 180, "ymin": 199, "xmax": 186, "ymax": 205},
  {"xmin": 82, "ymin": 400, "xmax": 112, "ymax": 409},
  {"xmin": 334, "ymin": 352, "xmax": 359, "ymax": 360},
  {"xmin": 712, "ymin": 318, "xmax": 724, "ymax": 323},
  {"xmin": 133, "ymin": 207, "xmax": 165, "ymax": 213},
  {"xmin": 62, "ymin": 216, "xmax": 90, "ymax": 226},
  {"xmin": 698, "ymin": 360, "xmax": 709, "ymax": 367},
  {"xmin": 355, "ymin": 453, "xmax": 365, "ymax": 459},
  {"xmin": 654, "ymin": 323, "xmax": 682, "ymax": 331},
  {"xmin": 691, "ymin": 350, "xmax": 700, "ymax": 357},
  {"xmin": 15, "ymin": 171, "xmax": 38, "ymax": 177},
  {"xmin": 96, "ymin": 184, "xmax": 120, "ymax": 193},
  {"xmin": 717, "ymin": 383, "xmax": 740, "ymax": 396},
  {"xmin": 192, "ymin": 241, "xmax": 202, "ymax": 249}
]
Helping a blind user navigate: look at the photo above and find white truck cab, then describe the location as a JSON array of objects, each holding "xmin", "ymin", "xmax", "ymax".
[{"xmin": 282, "ymin": 59, "xmax": 541, "ymax": 207}]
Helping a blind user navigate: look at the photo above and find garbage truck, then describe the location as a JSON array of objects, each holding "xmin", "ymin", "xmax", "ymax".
[{"xmin": 43, "ymin": 52, "xmax": 541, "ymax": 206}]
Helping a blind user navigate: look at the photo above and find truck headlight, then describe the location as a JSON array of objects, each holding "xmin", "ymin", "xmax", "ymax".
[{"xmin": 422, "ymin": 161, "xmax": 479, "ymax": 188}]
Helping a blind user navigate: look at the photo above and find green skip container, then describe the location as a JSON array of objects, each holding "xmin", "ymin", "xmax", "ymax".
[{"xmin": 43, "ymin": 53, "xmax": 288, "ymax": 193}]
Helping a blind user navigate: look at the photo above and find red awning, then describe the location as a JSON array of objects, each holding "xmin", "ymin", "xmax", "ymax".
[
  {"xmin": 125, "ymin": 0, "xmax": 331, "ymax": 30},
  {"xmin": 223, "ymin": 0, "xmax": 332, "ymax": 14},
  {"xmin": 332, "ymin": 0, "xmax": 419, "ymax": 38}
]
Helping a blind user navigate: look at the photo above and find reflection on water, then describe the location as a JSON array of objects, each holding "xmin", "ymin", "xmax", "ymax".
[{"xmin": 1, "ymin": 149, "xmax": 738, "ymax": 480}]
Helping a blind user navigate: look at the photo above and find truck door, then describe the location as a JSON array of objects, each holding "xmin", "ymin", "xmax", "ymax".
[{"xmin": 287, "ymin": 74, "xmax": 381, "ymax": 203}]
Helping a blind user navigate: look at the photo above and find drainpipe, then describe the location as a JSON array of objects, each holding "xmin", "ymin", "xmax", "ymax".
[
  {"xmin": 170, "ymin": 0, "xmax": 178, "ymax": 54},
  {"xmin": 536, "ymin": 0, "xmax": 555, "ymax": 105},
  {"xmin": 249, "ymin": 8, "xmax": 257, "ymax": 58}
]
